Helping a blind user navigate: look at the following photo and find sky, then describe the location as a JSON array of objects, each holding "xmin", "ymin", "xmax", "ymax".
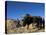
[{"xmin": 7, "ymin": 1, "xmax": 45, "ymax": 20}]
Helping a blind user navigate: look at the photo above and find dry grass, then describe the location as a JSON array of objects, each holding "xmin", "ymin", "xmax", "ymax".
[{"xmin": 6, "ymin": 20, "xmax": 45, "ymax": 34}]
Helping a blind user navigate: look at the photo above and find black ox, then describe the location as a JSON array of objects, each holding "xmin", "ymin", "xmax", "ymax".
[{"xmin": 22, "ymin": 16, "xmax": 45, "ymax": 30}]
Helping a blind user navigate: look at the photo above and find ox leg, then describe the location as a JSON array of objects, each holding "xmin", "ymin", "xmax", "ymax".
[
  {"xmin": 42, "ymin": 19, "xmax": 45, "ymax": 29},
  {"xmin": 27, "ymin": 24, "xmax": 29, "ymax": 30}
]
